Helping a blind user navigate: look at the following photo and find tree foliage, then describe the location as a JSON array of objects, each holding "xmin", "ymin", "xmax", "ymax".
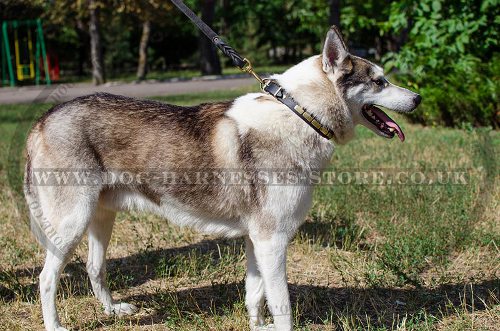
[{"xmin": 383, "ymin": 0, "xmax": 499, "ymax": 127}]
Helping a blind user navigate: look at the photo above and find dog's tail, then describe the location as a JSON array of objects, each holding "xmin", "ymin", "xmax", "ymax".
[
  {"xmin": 23, "ymin": 136, "xmax": 34, "ymax": 200},
  {"xmin": 24, "ymin": 128, "xmax": 41, "ymax": 237},
  {"xmin": 23, "ymin": 127, "xmax": 56, "ymax": 252}
]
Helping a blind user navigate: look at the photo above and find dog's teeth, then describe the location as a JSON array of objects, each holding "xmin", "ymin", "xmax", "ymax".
[{"xmin": 388, "ymin": 128, "xmax": 395, "ymax": 132}]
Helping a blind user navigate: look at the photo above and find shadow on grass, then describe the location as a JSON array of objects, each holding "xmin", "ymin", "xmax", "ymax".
[
  {"xmin": 7, "ymin": 238, "xmax": 245, "ymax": 301},
  {"xmin": 6, "ymin": 236, "xmax": 499, "ymax": 329},
  {"xmin": 118, "ymin": 279, "xmax": 498, "ymax": 329},
  {"xmin": 297, "ymin": 218, "xmax": 368, "ymax": 251},
  {"xmin": 0, "ymin": 283, "xmax": 15, "ymax": 300}
]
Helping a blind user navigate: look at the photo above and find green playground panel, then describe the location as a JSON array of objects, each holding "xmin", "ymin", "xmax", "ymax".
[{"xmin": 1, "ymin": 19, "xmax": 51, "ymax": 87}]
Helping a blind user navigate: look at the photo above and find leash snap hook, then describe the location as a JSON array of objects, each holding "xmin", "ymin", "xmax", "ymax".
[{"xmin": 241, "ymin": 58, "xmax": 264, "ymax": 85}]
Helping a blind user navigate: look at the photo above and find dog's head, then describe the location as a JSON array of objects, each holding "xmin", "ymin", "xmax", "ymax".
[{"xmin": 322, "ymin": 26, "xmax": 421, "ymax": 142}]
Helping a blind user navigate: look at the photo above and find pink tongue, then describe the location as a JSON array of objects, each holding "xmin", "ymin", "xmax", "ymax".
[{"xmin": 371, "ymin": 106, "xmax": 405, "ymax": 142}]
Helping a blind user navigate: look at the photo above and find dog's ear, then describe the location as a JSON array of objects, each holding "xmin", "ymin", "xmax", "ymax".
[{"xmin": 322, "ymin": 26, "xmax": 350, "ymax": 73}]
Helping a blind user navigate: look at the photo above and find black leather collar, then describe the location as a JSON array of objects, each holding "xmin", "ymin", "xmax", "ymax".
[{"xmin": 263, "ymin": 80, "xmax": 335, "ymax": 140}]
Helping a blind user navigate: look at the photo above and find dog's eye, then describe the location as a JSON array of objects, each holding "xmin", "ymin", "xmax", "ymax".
[{"xmin": 373, "ymin": 78, "xmax": 385, "ymax": 86}]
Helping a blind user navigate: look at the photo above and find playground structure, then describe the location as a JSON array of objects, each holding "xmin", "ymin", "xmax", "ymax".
[{"xmin": 1, "ymin": 19, "xmax": 54, "ymax": 87}]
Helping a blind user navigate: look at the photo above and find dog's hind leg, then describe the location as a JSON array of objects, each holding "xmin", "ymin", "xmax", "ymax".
[
  {"xmin": 245, "ymin": 236, "xmax": 266, "ymax": 330},
  {"xmin": 40, "ymin": 250, "xmax": 72, "ymax": 331},
  {"xmin": 86, "ymin": 206, "xmax": 137, "ymax": 316},
  {"xmin": 37, "ymin": 188, "xmax": 99, "ymax": 331}
]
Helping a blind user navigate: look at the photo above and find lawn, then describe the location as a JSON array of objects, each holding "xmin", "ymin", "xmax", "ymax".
[{"xmin": 0, "ymin": 87, "xmax": 498, "ymax": 330}]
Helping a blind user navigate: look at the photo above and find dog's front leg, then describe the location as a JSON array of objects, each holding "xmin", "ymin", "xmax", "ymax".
[
  {"xmin": 249, "ymin": 232, "xmax": 292, "ymax": 331},
  {"xmin": 245, "ymin": 236, "xmax": 266, "ymax": 329}
]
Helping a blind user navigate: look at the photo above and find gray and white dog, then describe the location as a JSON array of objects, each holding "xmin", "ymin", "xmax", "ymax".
[{"xmin": 24, "ymin": 26, "xmax": 420, "ymax": 331}]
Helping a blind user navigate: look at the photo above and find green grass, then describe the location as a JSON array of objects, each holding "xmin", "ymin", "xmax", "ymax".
[{"xmin": 0, "ymin": 87, "xmax": 498, "ymax": 330}]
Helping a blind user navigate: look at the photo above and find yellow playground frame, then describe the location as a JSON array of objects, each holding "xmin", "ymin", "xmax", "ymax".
[
  {"xmin": 14, "ymin": 28, "xmax": 35, "ymax": 81},
  {"xmin": 1, "ymin": 19, "xmax": 50, "ymax": 87}
]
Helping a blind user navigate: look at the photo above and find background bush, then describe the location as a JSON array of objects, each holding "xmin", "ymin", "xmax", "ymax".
[{"xmin": 382, "ymin": 0, "xmax": 499, "ymax": 128}]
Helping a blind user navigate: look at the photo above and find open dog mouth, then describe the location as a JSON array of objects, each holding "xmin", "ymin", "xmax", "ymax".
[{"xmin": 362, "ymin": 105, "xmax": 405, "ymax": 142}]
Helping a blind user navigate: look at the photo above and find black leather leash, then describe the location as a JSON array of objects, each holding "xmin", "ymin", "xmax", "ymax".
[{"xmin": 170, "ymin": 0, "xmax": 335, "ymax": 141}]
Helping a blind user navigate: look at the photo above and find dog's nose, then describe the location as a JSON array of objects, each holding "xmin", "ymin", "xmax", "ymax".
[{"xmin": 414, "ymin": 94, "xmax": 422, "ymax": 106}]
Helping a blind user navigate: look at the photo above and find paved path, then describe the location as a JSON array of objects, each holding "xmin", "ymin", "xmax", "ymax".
[{"xmin": 0, "ymin": 76, "xmax": 256, "ymax": 104}]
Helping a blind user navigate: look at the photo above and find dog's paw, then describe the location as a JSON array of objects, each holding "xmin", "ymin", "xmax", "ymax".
[
  {"xmin": 105, "ymin": 302, "xmax": 138, "ymax": 316},
  {"xmin": 252, "ymin": 324, "xmax": 275, "ymax": 331}
]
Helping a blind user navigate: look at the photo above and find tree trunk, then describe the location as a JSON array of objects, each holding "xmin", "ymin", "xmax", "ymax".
[
  {"xmin": 76, "ymin": 18, "xmax": 88, "ymax": 77},
  {"xmin": 329, "ymin": 0, "xmax": 341, "ymax": 27},
  {"xmin": 136, "ymin": 20, "xmax": 151, "ymax": 81},
  {"xmin": 221, "ymin": 0, "xmax": 230, "ymax": 35},
  {"xmin": 374, "ymin": 35, "xmax": 383, "ymax": 61},
  {"xmin": 199, "ymin": 0, "xmax": 221, "ymax": 75},
  {"xmin": 89, "ymin": 0, "xmax": 105, "ymax": 85}
]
